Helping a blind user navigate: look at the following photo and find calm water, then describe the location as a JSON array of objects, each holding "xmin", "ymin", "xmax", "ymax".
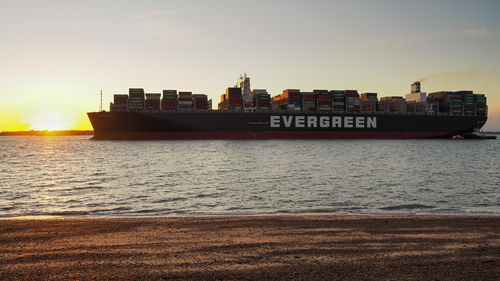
[{"xmin": 0, "ymin": 136, "xmax": 499, "ymax": 218}]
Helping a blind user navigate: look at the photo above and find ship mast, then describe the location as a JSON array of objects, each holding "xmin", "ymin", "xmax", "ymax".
[{"xmin": 100, "ymin": 89, "xmax": 103, "ymax": 112}]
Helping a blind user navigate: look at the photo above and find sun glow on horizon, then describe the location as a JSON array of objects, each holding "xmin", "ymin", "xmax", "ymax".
[{"xmin": 25, "ymin": 110, "xmax": 72, "ymax": 131}]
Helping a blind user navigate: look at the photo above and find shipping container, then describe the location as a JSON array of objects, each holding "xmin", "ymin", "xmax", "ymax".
[
  {"xmin": 145, "ymin": 99, "xmax": 161, "ymax": 110},
  {"xmin": 146, "ymin": 93, "xmax": 161, "ymax": 100},
  {"xmin": 110, "ymin": 102, "xmax": 127, "ymax": 112},
  {"xmin": 406, "ymin": 101, "xmax": 427, "ymax": 113},
  {"xmin": 360, "ymin": 93, "xmax": 377, "ymax": 112},
  {"xmin": 272, "ymin": 89, "xmax": 302, "ymax": 110},
  {"xmin": 178, "ymin": 91, "xmax": 193, "ymax": 102},
  {"xmin": 114, "ymin": 94, "xmax": 128, "ymax": 105},
  {"xmin": 379, "ymin": 96, "xmax": 406, "ymax": 112},
  {"xmin": 313, "ymin": 89, "xmax": 328, "ymax": 95},
  {"xmin": 145, "ymin": 93, "xmax": 161, "ymax": 110},
  {"xmin": 162, "ymin": 90, "xmax": 177, "ymax": 100},
  {"xmin": 161, "ymin": 99, "xmax": 178, "ymax": 111},
  {"xmin": 129, "ymin": 88, "xmax": 145, "ymax": 99},
  {"xmin": 316, "ymin": 92, "xmax": 332, "ymax": 112},
  {"xmin": 128, "ymin": 98, "xmax": 144, "ymax": 111},
  {"xmin": 344, "ymin": 90, "xmax": 360, "ymax": 112},
  {"xmin": 193, "ymin": 94, "xmax": 208, "ymax": 110}
]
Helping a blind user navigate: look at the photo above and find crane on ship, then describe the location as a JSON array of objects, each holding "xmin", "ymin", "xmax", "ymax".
[{"xmin": 235, "ymin": 73, "xmax": 256, "ymax": 112}]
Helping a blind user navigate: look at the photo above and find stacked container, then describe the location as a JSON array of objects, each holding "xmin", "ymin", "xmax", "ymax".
[
  {"xmin": 428, "ymin": 92, "xmax": 462, "ymax": 114},
  {"xmin": 272, "ymin": 89, "xmax": 302, "ymax": 111},
  {"xmin": 110, "ymin": 94, "xmax": 128, "ymax": 111},
  {"xmin": 344, "ymin": 90, "xmax": 360, "ymax": 112},
  {"xmin": 474, "ymin": 94, "xmax": 487, "ymax": 116},
  {"xmin": 425, "ymin": 95, "xmax": 439, "ymax": 113},
  {"xmin": 145, "ymin": 93, "xmax": 161, "ymax": 111},
  {"xmin": 218, "ymin": 94, "xmax": 225, "ymax": 110},
  {"xmin": 379, "ymin": 96, "xmax": 407, "ymax": 112},
  {"xmin": 427, "ymin": 91, "xmax": 448, "ymax": 113},
  {"xmin": 218, "ymin": 87, "xmax": 242, "ymax": 111},
  {"xmin": 162, "ymin": 90, "xmax": 178, "ymax": 111},
  {"xmin": 285, "ymin": 89, "xmax": 302, "ymax": 110},
  {"xmin": 301, "ymin": 92, "xmax": 316, "ymax": 112},
  {"xmin": 360, "ymin": 93, "xmax": 377, "ymax": 112},
  {"xmin": 446, "ymin": 92, "xmax": 463, "ymax": 116},
  {"xmin": 406, "ymin": 101, "xmax": 426, "ymax": 113},
  {"xmin": 330, "ymin": 90, "xmax": 345, "ymax": 112},
  {"xmin": 314, "ymin": 90, "xmax": 331, "ymax": 112},
  {"xmin": 193, "ymin": 94, "xmax": 208, "ymax": 110},
  {"xmin": 128, "ymin": 88, "xmax": 145, "ymax": 111},
  {"xmin": 459, "ymin": 91, "xmax": 474, "ymax": 116},
  {"xmin": 178, "ymin": 91, "xmax": 193, "ymax": 110},
  {"xmin": 252, "ymin": 89, "xmax": 271, "ymax": 112}
]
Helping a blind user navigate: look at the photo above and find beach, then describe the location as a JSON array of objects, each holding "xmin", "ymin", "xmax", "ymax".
[{"xmin": 0, "ymin": 216, "xmax": 498, "ymax": 280}]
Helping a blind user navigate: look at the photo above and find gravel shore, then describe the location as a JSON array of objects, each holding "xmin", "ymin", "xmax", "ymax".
[{"xmin": 1, "ymin": 216, "xmax": 498, "ymax": 280}]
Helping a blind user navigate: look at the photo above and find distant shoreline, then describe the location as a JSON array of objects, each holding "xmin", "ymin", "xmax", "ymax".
[{"xmin": 0, "ymin": 130, "xmax": 94, "ymax": 136}]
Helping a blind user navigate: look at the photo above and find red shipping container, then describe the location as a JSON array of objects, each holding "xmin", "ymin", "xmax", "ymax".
[{"xmin": 145, "ymin": 99, "xmax": 160, "ymax": 110}]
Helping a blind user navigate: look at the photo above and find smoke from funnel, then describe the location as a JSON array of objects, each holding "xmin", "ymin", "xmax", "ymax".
[{"xmin": 418, "ymin": 68, "xmax": 494, "ymax": 83}]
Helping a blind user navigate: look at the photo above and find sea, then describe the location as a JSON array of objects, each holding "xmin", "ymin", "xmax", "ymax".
[{"xmin": 0, "ymin": 135, "xmax": 499, "ymax": 218}]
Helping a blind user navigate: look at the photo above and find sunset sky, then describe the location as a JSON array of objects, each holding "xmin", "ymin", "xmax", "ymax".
[{"xmin": 1, "ymin": 0, "xmax": 499, "ymax": 131}]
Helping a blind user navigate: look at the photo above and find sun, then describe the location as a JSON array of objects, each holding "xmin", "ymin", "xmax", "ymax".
[{"xmin": 27, "ymin": 110, "xmax": 70, "ymax": 131}]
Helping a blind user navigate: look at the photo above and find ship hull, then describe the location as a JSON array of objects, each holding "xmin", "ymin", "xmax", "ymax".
[{"xmin": 87, "ymin": 111, "xmax": 487, "ymax": 140}]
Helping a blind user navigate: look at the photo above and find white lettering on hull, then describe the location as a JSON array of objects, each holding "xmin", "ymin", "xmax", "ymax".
[
  {"xmin": 270, "ymin": 115, "xmax": 378, "ymax": 129},
  {"xmin": 295, "ymin": 116, "xmax": 305, "ymax": 127},
  {"xmin": 270, "ymin": 116, "xmax": 280, "ymax": 127},
  {"xmin": 283, "ymin": 116, "xmax": 293, "ymax": 127},
  {"xmin": 367, "ymin": 117, "xmax": 376, "ymax": 128},
  {"xmin": 307, "ymin": 116, "xmax": 317, "ymax": 127},
  {"xmin": 319, "ymin": 116, "xmax": 329, "ymax": 127},
  {"xmin": 355, "ymin": 117, "xmax": 364, "ymax": 128},
  {"xmin": 332, "ymin": 117, "xmax": 342, "ymax": 128},
  {"xmin": 344, "ymin": 117, "xmax": 353, "ymax": 128}
]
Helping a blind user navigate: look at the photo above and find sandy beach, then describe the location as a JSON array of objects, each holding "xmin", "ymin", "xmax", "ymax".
[{"xmin": 0, "ymin": 216, "xmax": 498, "ymax": 280}]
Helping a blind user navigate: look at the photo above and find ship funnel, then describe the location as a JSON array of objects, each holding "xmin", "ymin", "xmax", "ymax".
[{"xmin": 411, "ymin": 81, "xmax": 421, "ymax": 93}]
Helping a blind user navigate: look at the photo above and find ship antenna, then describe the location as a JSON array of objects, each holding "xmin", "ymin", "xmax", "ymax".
[{"xmin": 99, "ymin": 89, "xmax": 103, "ymax": 112}]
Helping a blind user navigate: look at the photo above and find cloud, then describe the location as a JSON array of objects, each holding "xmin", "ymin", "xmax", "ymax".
[
  {"xmin": 417, "ymin": 68, "xmax": 496, "ymax": 83},
  {"xmin": 369, "ymin": 28, "xmax": 494, "ymax": 47},
  {"xmin": 453, "ymin": 28, "xmax": 493, "ymax": 37}
]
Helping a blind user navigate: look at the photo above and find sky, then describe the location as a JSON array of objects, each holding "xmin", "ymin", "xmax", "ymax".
[{"xmin": 1, "ymin": 0, "xmax": 500, "ymax": 131}]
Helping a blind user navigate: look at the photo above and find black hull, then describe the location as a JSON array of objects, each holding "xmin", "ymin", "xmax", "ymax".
[{"xmin": 87, "ymin": 111, "xmax": 487, "ymax": 140}]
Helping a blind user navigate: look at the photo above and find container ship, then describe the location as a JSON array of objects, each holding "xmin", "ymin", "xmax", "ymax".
[{"xmin": 87, "ymin": 75, "xmax": 488, "ymax": 139}]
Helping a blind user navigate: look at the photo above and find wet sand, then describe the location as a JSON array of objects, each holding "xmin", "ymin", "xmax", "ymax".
[{"xmin": 1, "ymin": 216, "xmax": 499, "ymax": 280}]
